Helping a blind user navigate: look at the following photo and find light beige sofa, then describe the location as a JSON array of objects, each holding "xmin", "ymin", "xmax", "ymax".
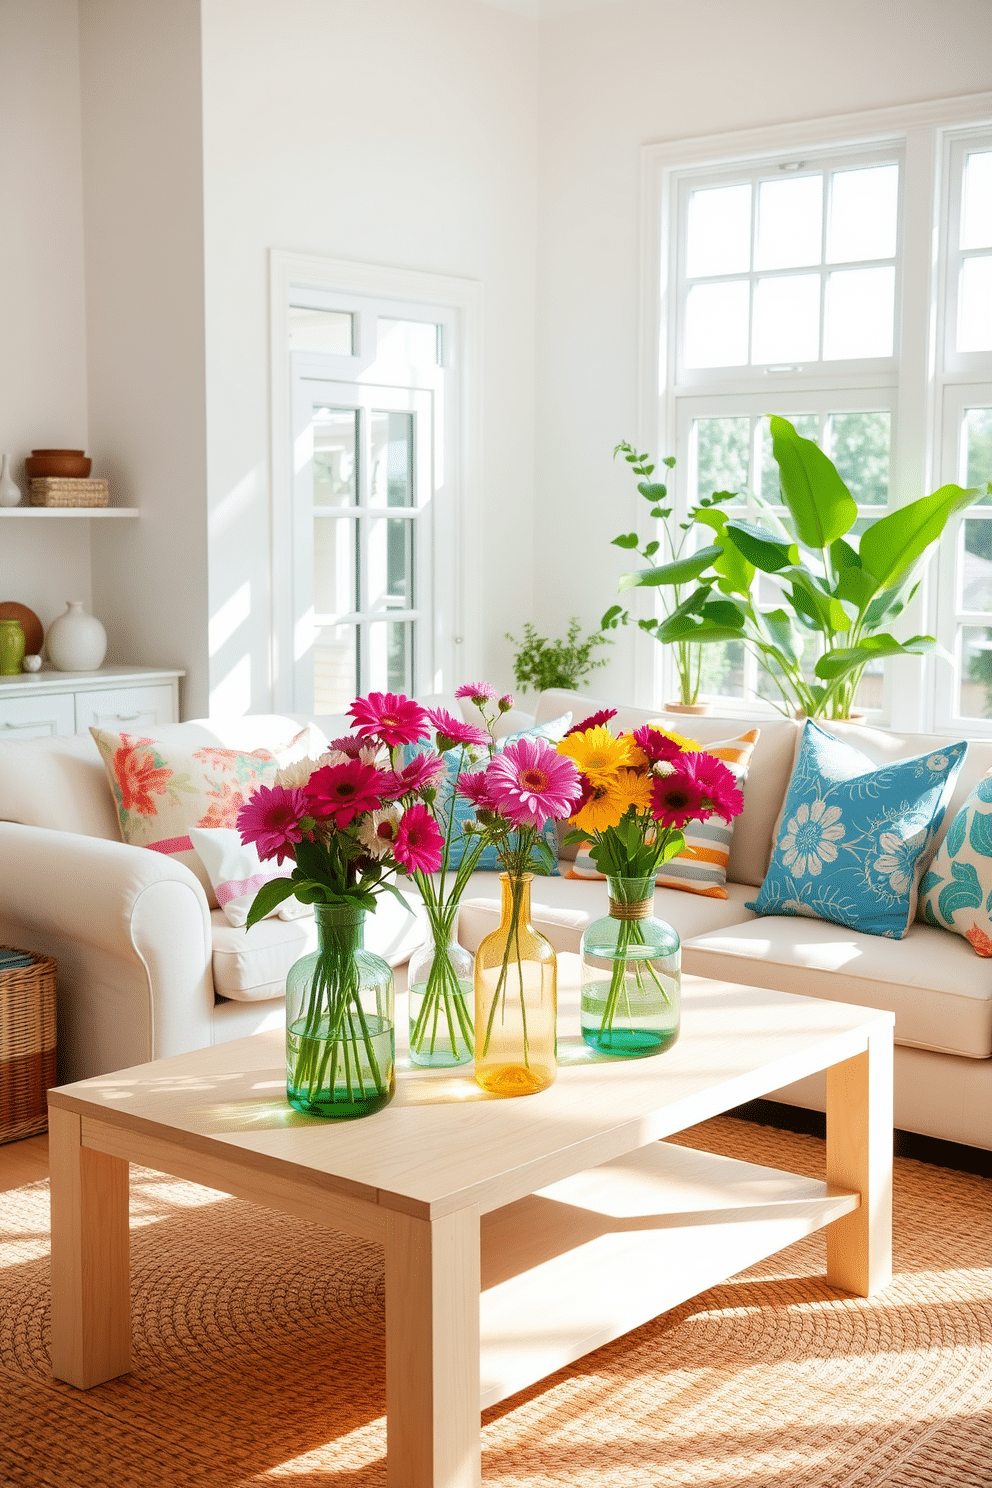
[
  {"xmin": 1, "ymin": 693, "xmax": 989, "ymax": 1156},
  {"xmin": 453, "ymin": 690, "xmax": 992, "ymax": 1156}
]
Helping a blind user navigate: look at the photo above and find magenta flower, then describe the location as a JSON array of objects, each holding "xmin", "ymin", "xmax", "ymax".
[
  {"xmin": 379, "ymin": 751, "xmax": 448, "ymax": 800},
  {"xmin": 485, "ymin": 737, "xmax": 582, "ymax": 829},
  {"xmin": 567, "ymin": 707, "xmax": 618, "ymax": 736},
  {"xmin": 348, "ymin": 691, "xmax": 430, "ymax": 748},
  {"xmin": 326, "ymin": 734, "xmax": 368, "ymax": 759},
  {"xmin": 305, "ymin": 760, "xmax": 383, "ymax": 829},
  {"xmin": 498, "ymin": 693, "xmax": 514, "ymax": 713},
  {"xmin": 679, "ymin": 751, "xmax": 744, "ymax": 823},
  {"xmin": 455, "ymin": 681, "xmax": 498, "ymax": 707},
  {"xmin": 237, "ymin": 784, "xmax": 308, "ymax": 865},
  {"xmin": 457, "ymin": 769, "xmax": 497, "ymax": 810},
  {"xmin": 426, "ymin": 707, "xmax": 489, "ymax": 751},
  {"xmin": 651, "ymin": 771, "xmax": 707, "ymax": 830},
  {"xmin": 633, "ymin": 725, "xmax": 685, "ymax": 765},
  {"xmin": 393, "ymin": 803, "xmax": 444, "ymax": 875}
]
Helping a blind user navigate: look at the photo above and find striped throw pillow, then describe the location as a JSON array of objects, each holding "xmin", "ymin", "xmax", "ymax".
[{"xmin": 566, "ymin": 728, "xmax": 758, "ymax": 899}]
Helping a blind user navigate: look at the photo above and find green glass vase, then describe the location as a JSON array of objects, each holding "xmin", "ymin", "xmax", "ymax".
[{"xmin": 579, "ymin": 875, "xmax": 680, "ymax": 1056}]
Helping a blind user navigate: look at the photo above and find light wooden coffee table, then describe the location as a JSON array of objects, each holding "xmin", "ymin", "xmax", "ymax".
[{"xmin": 48, "ymin": 958, "xmax": 893, "ymax": 1488}]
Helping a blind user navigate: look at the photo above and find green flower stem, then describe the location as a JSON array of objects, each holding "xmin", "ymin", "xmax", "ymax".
[
  {"xmin": 598, "ymin": 914, "xmax": 673, "ymax": 1037},
  {"xmin": 481, "ymin": 870, "xmax": 531, "ymax": 1066},
  {"xmin": 290, "ymin": 917, "xmax": 386, "ymax": 1102}
]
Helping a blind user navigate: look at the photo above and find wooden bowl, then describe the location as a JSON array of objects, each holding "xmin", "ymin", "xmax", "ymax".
[
  {"xmin": 25, "ymin": 450, "xmax": 92, "ymax": 479},
  {"xmin": 0, "ymin": 602, "xmax": 44, "ymax": 656}
]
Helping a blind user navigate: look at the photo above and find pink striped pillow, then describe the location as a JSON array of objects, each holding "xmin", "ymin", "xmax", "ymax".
[{"xmin": 189, "ymin": 827, "xmax": 310, "ymax": 926}]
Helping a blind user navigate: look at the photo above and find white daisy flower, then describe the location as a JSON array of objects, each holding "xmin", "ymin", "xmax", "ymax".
[
  {"xmin": 358, "ymin": 806, "xmax": 402, "ymax": 859},
  {"xmin": 779, "ymin": 798, "xmax": 845, "ymax": 877}
]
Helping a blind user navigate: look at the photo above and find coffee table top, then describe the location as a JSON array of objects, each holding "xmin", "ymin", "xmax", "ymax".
[{"xmin": 49, "ymin": 961, "xmax": 892, "ymax": 1220}]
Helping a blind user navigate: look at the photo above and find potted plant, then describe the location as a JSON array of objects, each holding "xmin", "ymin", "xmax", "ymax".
[
  {"xmin": 505, "ymin": 618, "xmax": 612, "ymax": 696},
  {"xmin": 602, "ymin": 441, "xmax": 735, "ymax": 712},
  {"xmin": 618, "ymin": 417, "xmax": 985, "ymax": 720}
]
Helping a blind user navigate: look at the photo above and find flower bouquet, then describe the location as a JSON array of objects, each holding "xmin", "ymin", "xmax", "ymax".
[
  {"xmin": 236, "ymin": 693, "xmax": 448, "ymax": 1118},
  {"xmin": 557, "ymin": 711, "xmax": 744, "ymax": 1053}
]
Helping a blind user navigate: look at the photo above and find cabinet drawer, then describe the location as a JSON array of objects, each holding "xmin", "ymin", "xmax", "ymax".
[
  {"xmin": 74, "ymin": 685, "xmax": 177, "ymax": 733},
  {"xmin": 0, "ymin": 693, "xmax": 76, "ymax": 739}
]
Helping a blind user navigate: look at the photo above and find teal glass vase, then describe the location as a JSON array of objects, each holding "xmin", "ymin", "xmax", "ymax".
[
  {"xmin": 579, "ymin": 875, "xmax": 680, "ymax": 1056},
  {"xmin": 285, "ymin": 902, "xmax": 394, "ymax": 1118},
  {"xmin": 408, "ymin": 916, "xmax": 474, "ymax": 1067}
]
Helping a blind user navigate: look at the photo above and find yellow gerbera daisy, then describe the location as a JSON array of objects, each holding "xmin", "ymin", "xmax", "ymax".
[
  {"xmin": 558, "ymin": 726, "xmax": 637, "ymax": 785},
  {"xmin": 609, "ymin": 767, "xmax": 653, "ymax": 815},
  {"xmin": 571, "ymin": 783, "xmax": 628, "ymax": 834},
  {"xmin": 648, "ymin": 724, "xmax": 701, "ymax": 752}
]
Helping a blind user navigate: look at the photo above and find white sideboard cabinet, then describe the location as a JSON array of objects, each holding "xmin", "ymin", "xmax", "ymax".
[{"xmin": 0, "ymin": 666, "xmax": 184, "ymax": 740}]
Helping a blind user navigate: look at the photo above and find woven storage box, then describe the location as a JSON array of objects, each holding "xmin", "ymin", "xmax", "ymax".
[
  {"xmin": 0, "ymin": 949, "xmax": 57, "ymax": 1144},
  {"xmin": 30, "ymin": 478, "xmax": 109, "ymax": 508}
]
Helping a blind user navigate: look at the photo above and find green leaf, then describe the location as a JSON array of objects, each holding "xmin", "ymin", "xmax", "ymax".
[
  {"xmin": 814, "ymin": 633, "xmax": 945, "ymax": 681},
  {"xmin": 937, "ymin": 859, "xmax": 983, "ymax": 920},
  {"xmin": 618, "ymin": 543, "xmax": 722, "ymax": 591},
  {"xmin": 611, "ymin": 533, "xmax": 640, "ymax": 549},
  {"xmin": 779, "ymin": 566, "xmax": 851, "ymax": 633},
  {"xmin": 655, "ymin": 608, "xmax": 746, "ymax": 644},
  {"xmin": 644, "ymin": 540, "xmax": 659, "ymax": 557},
  {"xmin": 601, "ymin": 603, "xmax": 625, "ymax": 628},
  {"xmin": 244, "ymin": 877, "xmax": 300, "ymax": 929},
  {"xmin": 723, "ymin": 520, "xmax": 798, "ymax": 573},
  {"xmin": 769, "ymin": 415, "xmax": 858, "ymax": 547},
  {"xmin": 830, "ymin": 537, "xmax": 862, "ymax": 572},
  {"xmin": 638, "ymin": 481, "xmax": 667, "ymax": 500},
  {"xmin": 292, "ymin": 838, "xmax": 328, "ymax": 882},
  {"xmin": 756, "ymin": 607, "xmax": 802, "ymax": 668},
  {"xmin": 858, "ymin": 484, "xmax": 978, "ymax": 590},
  {"xmin": 969, "ymin": 810, "xmax": 992, "ymax": 859}
]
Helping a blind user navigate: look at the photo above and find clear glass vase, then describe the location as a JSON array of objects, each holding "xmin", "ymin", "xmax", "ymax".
[
  {"xmin": 579, "ymin": 875, "xmax": 680, "ymax": 1056},
  {"xmin": 474, "ymin": 872, "xmax": 556, "ymax": 1097},
  {"xmin": 285, "ymin": 902, "xmax": 395, "ymax": 1118},
  {"xmin": 408, "ymin": 916, "xmax": 474, "ymax": 1067}
]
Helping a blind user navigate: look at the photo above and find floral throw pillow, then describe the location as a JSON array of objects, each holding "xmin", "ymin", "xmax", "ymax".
[
  {"xmin": 918, "ymin": 771, "xmax": 992, "ymax": 955},
  {"xmin": 747, "ymin": 721, "xmax": 967, "ymax": 939},
  {"xmin": 91, "ymin": 729, "xmax": 283, "ymax": 906}
]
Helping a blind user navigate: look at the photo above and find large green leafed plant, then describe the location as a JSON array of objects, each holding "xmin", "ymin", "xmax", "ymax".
[{"xmin": 618, "ymin": 416, "xmax": 986, "ymax": 719}]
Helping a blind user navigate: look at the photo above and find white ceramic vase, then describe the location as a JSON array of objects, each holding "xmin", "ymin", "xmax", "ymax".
[
  {"xmin": 0, "ymin": 454, "xmax": 22, "ymax": 507},
  {"xmin": 46, "ymin": 601, "xmax": 107, "ymax": 672}
]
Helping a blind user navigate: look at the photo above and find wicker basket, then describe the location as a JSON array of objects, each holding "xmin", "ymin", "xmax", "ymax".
[
  {"xmin": 29, "ymin": 478, "xmax": 109, "ymax": 509},
  {"xmin": 0, "ymin": 949, "xmax": 57, "ymax": 1144}
]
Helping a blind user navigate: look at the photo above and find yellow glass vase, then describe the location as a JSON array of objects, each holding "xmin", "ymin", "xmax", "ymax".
[{"xmin": 474, "ymin": 872, "xmax": 557, "ymax": 1097}]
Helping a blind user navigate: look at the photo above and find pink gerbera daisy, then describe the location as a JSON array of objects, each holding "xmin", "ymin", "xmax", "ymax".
[
  {"xmin": 305, "ymin": 760, "xmax": 383, "ymax": 829},
  {"xmin": 679, "ymin": 751, "xmax": 744, "ymax": 824},
  {"xmin": 633, "ymin": 725, "xmax": 686, "ymax": 765},
  {"xmin": 457, "ymin": 770, "xmax": 497, "ymax": 811},
  {"xmin": 455, "ymin": 681, "xmax": 498, "ymax": 707},
  {"xmin": 650, "ymin": 771, "xmax": 707, "ymax": 830},
  {"xmin": 485, "ymin": 737, "xmax": 582, "ymax": 829},
  {"xmin": 348, "ymin": 692, "xmax": 429, "ymax": 748},
  {"xmin": 326, "ymin": 735, "xmax": 370, "ymax": 759},
  {"xmin": 237, "ymin": 784, "xmax": 308, "ymax": 865},
  {"xmin": 379, "ymin": 751, "xmax": 449, "ymax": 800},
  {"xmin": 392, "ymin": 803, "xmax": 444, "ymax": 875},
  {"xmin": 567, "ymin": 708, "xmax": 617, "ymax": 736},
  {"xmin": 426, "ymin": 707, "xmax": 489, "ymax": 752}
]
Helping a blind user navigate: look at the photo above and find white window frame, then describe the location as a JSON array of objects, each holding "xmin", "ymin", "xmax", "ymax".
[
  {"xmin": 638, "ymin": 91, "xmax": 992, "ymax": 731},
  {"xmin": 269, "ymin": 251, "xmax": 483, "ymax": 714}
]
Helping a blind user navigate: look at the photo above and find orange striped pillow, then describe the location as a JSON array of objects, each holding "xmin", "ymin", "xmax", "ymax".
[{"xmin": 566, "ymin": 729, "xmax": 758, "ymax": 898}]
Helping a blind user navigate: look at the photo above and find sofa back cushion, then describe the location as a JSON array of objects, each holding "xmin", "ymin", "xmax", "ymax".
[{"xmin": 533, "ymin": 691, "xmax": 800, "ymax": 887}]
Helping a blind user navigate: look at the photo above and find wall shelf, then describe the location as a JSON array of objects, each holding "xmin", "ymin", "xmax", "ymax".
[{"xmin": 0, "ymin": 507, "xmax": 139, "ymax": 519}]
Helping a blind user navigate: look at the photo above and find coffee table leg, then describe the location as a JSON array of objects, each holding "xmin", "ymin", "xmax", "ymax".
[
  {"xmin": 825, "ymin": 1026, "xmax": 893, "ymax": 1297},
  {"xmin": 385, "ymin": 1205, "xmax": 481, "ymax": 1488},
  {"xmin": 49, "ymin": 1106, "xmax": 131, "ymax": 1388}
]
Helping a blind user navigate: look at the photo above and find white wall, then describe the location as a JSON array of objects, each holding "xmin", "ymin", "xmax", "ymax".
[
  {"xmin": 80, "ymin": 0, "xmax": 211, "ymax": 713},
  {"xmin": 534, "ymin": 0, "xmax": 992, "ymax": 704},
  {"xmin": 0, "ymin": 0, "xmax": 91, "ymax": 633},
  {"xmin": 201, "ymin": 0, "xmax": 540, "ymax": 711}
]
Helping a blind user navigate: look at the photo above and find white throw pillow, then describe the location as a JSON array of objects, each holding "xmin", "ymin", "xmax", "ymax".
[{"xmin": 189, "ymin": 826, "xmax": 313, "ymax": 927}]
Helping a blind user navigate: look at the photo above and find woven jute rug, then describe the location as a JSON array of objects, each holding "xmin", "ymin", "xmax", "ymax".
[{"xmin": 1, "ymin": 1116, "xmax": 990, "ymax": 1488}]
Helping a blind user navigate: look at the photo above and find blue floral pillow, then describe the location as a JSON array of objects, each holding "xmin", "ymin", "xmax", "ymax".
[{"xmin": 747, "ymin": 721, "xmax": 967, "ymax": 939}]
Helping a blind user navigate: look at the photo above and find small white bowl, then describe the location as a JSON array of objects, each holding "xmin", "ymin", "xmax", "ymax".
[{"xmin": 22, "ymin": 654, "xmax": 42, "ymax": 672}]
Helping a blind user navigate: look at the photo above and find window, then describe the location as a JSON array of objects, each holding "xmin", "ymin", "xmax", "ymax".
[{"xmin": 642, "ymin": 95, "xmax": 992, "ymax": 729}]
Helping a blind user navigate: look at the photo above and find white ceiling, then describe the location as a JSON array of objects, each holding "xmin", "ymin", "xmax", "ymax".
[{"xmin": 473, "ymin": 0, "xmax": 632, "ymax": 19}]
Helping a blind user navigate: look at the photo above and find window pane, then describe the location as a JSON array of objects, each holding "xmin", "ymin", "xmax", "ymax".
[
  {"xmin": 824, "ymin": 266, "xmax": 895, "ymax": 359},
  {"xmin": 961, "ymin": 519, "xmax": 992, "ymax": 611},
  {"xmin": 288, "ymin": 307, "xmax": 353, "ymax": 355},
  {"xmin": 313, "ymin": 408, "xmax": 358, "ymax": 508},
  {"xmin": 826, "ymin": 411, "xmax": 891, "ymax": 505},
  {"xmin": 686, "ymin": 183, "xmax": 752, "ymax": 277},
  {"xmin": 693, "ymin": 417, "xmax": 750, "ymax": 497},
  {"xmin": 854, "ymin": 658, "xmax": 884, "ymax": 712},
  {"xmin": 371, "ymin": 411, "xmax": 414, "ymax": 507},
  {"xmin": 957, "ymin": 256, "xmax": 992, "ymax": 353},
  {"xmin": 697, "ymin": 640, "xmax": 745, "ymax": 699},
  {"xmin": 368, "ymin": 620, "xmax": 414, "ymax": 695},
  {"xmin": 758, "ymin": 414, "xmax": 818, "ymax": 499},
  {"xmin": 959, "ymin": 625, "xmax": 992, "ymax": 718},
  {"xmin": 754, "ymin": 175, "xmax": 823, "ymax": 270},
  {"xmin": 314, "ymin": 624, "xmax": 358, "ymax": 715},
  {"xmin": 965, "ymin": 407, "xmax": 992, "ymax": 493},
  {"xmin": 752, "ymin": 274, "xmax": 820, "ymax": 363},
  {"xmin": 367, "ymin": 517, "xmax": 414, "ymax": 612},
  {"xmin": 684, "ymin": 281, "xmax": 749, "ymax": 368},
  {"xmin": 962, "ymin": 151, "xmax": 992, "ymax": 250},
  {"xmin": 827, "ymin": 164, "xmax": 899, "ymax": 263},
  {"xmin": 313, "ymin": 517, "xmax": 357, "ymax": 615},
  {"xmin": 377, "ymin": 318, "xmax": 441, "ymax": 366}
]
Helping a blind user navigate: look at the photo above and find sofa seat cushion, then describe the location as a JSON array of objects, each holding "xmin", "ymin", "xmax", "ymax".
[
  {"xmin": 210, "ymin": 890, "xmax": 426, "ymax": 1003},
  {"xmin": 683, "ymin": 916, "xmax": 992, "ymax": 1059},
  {"xmin": 456, "ymin": 872, "xmax": 757, "ymax": 956}
]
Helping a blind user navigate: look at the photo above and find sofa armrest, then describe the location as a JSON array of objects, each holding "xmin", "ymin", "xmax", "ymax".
[{"xmin": 0, "ymin": 822, "xmax": 213, "ymax": 1082}]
